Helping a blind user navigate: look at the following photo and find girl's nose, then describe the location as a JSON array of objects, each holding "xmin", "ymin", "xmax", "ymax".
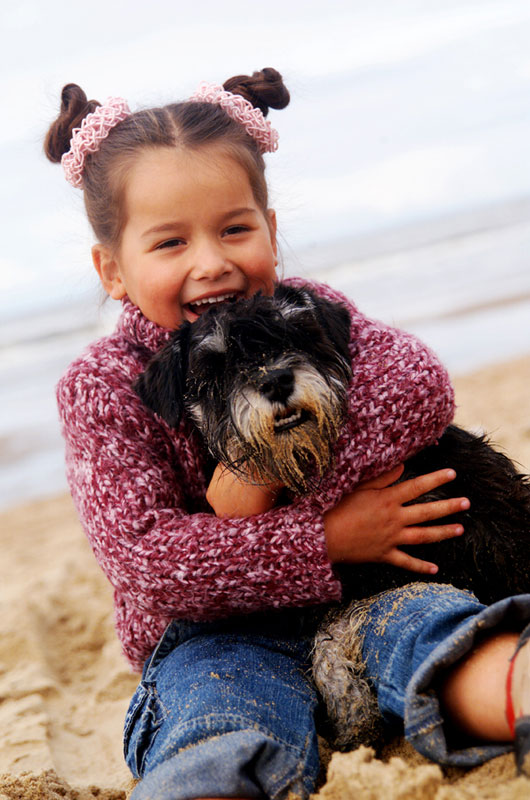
[{"xmin": 189, "ymin": 240, "xmax": 233, "ymax": 281}]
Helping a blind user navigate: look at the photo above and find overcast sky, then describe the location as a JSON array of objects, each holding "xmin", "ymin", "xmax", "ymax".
[{"xmin": 2, "ymin": 0, "xmax": 530, "ymax": 315}]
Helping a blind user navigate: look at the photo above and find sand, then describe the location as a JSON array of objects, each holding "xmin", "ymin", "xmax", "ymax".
[{"xmin": 0, "ymin": 354, "xmax": 529, "ymax": 799}]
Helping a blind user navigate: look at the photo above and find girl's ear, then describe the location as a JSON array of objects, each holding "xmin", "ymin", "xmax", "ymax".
[
  {"xmin": 92, "ymin": 244, "xmax": 127, "ymax": 300},
  {"xmin": 267, "ymin": 209, "xmax": 278, "ymax": 261}
]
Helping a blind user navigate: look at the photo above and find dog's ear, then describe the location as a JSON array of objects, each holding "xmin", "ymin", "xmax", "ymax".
[
  {"xmin": 274, "ymin": 283, "xmax": 352, "ymax": 360},
  {"xmin": 312, "ymin": 295, "xmax": 352, "ymax": 361},
  {"xmin": 133, "ymin": 325, "xmax": 191, "ymax": 428},
  {"xmin": 273, "ymin": 283, "xmax": 313, "ymax": 313}
]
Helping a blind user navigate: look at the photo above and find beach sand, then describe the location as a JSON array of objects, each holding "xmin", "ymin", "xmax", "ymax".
[{"xmin": 0, "ymin": 355, "xmax": 529, "ymax": 799}]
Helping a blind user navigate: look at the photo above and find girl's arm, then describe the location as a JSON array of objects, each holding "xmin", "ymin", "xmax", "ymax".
[
  {"xmin": 207, "ymin": 463, "xmax": 467, "ymax": 574},
  {"xmin": 208, "ymin": 278, "xmax": 466, "ymax": 573},
  {"xmin": 57, "ymin": 279, "xmax": 457, "ymax": 660},
  {"xmin": 57, "ymin": 357, "xmax": 342, "ymax": 626},
  {"xmin": 207, "ymin": 464, "xmax": 280, "ymax": 517}
]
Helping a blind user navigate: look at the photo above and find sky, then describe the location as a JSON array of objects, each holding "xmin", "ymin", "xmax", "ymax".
[
  {"xmin": 1, "ymin": 0, "xmax": 530, "ymax": 317},
  {"xmin": 1, "ymin": 0, "xmax": 530, "ymax": 508}
]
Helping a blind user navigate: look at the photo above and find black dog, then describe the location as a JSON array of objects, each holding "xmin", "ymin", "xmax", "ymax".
[
  {"xmin": 135, "ymin": 284, "xmax": 353, "ymax": 495},
  {"xmin": 339, "ymin": 424, "xmax": 530, "ymax": 606},
  {"xmin": 135, "ymin": 283, "xmax": 530, "ymax": 752},
  {"xmin": 135, "ymin": 283, "xmax": 530, "ymax": 606}
]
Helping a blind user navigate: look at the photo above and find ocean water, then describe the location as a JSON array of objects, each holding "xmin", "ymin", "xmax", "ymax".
[
  {"xmin": 1, "ymin": 200, "xmax": 529, "ymax": 511},
  {"xmin": 1, "ymin": 0, "xmax": 530, "ymax": 508}
]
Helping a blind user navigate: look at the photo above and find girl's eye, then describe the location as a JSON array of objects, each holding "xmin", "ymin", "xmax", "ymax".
[
  {"xmin": 224, "ymin": 225, "xmax": 249, "ymax": 236},
  {"xmin": 156, "ymin": 238, "xmax": 185, "ymax": 250}
]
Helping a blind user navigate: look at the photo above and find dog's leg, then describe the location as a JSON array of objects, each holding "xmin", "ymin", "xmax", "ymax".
[{"xmin": 312, "ymin": 600, "xmax": 384, "ymax": 751}]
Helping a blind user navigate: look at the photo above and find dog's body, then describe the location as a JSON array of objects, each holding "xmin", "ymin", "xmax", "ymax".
[
  {"xmin": 135, "ymin": 283, "xmax": 530, "ymax": 747},
  {"xmin": 338, "ymin": 424, "xmax": 530, "ymax": 605},
  {"xmin": 135, "ymin": 282, "xmax": 530, "ymax": 605}
]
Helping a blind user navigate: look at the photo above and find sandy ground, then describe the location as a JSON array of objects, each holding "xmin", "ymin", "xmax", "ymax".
[{"xmin": 0, "ymin": 354, "xmax": 529, "ymax": 800}]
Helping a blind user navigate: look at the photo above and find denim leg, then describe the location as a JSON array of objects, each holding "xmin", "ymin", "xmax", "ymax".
[
  {"xmin": 356, "ymin": 583, "xmax": 530, "ymax": 766},
  {"xmin": 124, "ymin": 614, "xmax": 321, "ymax": 800}
]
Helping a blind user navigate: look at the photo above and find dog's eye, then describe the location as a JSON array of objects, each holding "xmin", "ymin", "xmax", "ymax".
[{"xmin": 193, "ymin": 350, "xmax": 226, "ymax": 380}]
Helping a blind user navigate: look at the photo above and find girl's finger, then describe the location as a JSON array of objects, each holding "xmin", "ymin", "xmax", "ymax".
[
  {"xmin": 358, "ymin": 464, "xmax": 405, "ymax": 491},
  {"xmin": 395, "ymin": 468, "xmax": 458, "ymax": 504},
  {"xmin": 403, "ymin": 496, "xmax": 470, "ymax": 525},
  {"xmin": 400, "ymin": 523, "xmax": 464, "ymax": 546},
  {"xmin": 382, "ymin": 548, "xmax": 439, "ymax": 575}
]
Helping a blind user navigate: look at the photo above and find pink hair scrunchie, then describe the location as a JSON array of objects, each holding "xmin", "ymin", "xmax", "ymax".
[
  {"xmin": 61, "ymin": 82, "xmax": 279, "ymax": 188},
  {"xmin": 61, "ymin": 97, "xmax": 131, "ymax": 188},
  {"xmin": 189, "ymin": 82, "xmax": 279, "ymax": 154}
]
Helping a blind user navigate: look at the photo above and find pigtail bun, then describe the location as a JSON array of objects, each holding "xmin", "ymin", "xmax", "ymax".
[
  {"xmin": 44, "ymin": 83, "xmax": 101, "ymax": 163},
  {"xmin": 223, "ymin": 68, "xmax": 290, "ymax": 117}
]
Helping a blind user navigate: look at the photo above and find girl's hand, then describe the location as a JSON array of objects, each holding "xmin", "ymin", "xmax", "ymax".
[
  {"xmin": 324, "ymin": 465, "xmax": 469, "ymax": 573},
  {"xmin": 207, "ymin": 463, "xmax": 280, "ymax": 518}
]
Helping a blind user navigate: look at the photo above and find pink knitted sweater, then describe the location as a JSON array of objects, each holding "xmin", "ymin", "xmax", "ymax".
[{"xmin": 57, "ymin": 279, "xmax": 454, "ymax": 671}]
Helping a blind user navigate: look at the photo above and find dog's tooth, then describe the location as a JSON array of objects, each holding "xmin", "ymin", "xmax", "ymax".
[{"xmin": 274, "ymin": 409, "xmax": 303, "ymax": 429}]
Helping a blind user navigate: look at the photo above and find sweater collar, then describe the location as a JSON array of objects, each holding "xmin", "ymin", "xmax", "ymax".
[{"xmin": 116, "ymin": 297, "xmax": 173, "ymax": 353}]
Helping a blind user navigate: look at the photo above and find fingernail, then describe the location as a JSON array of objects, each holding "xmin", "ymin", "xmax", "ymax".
[
  {"xmin": 429, "ymin": 565, "xmax": 439, "ymax": 574},
  {"xmin": 460, "ymin": 499, "xmax": 470, "ymax": 510},
  {"xmin": 446, "ymin": 469, "xmax": 456, "ymax": 479}
]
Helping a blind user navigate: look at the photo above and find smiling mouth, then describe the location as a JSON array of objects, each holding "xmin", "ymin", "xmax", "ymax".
[
  {"xmin": 273, "ymin": 408, "xmax": 309, "ymax": 432},
  {"xmin": 187, "ymin": 292, "xmax": 240, "ymax": 316}
]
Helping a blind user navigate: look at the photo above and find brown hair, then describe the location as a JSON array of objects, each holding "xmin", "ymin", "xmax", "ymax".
[{"xmin": 44, "ymin": 68, "xmax": 290, "ymax": 251}]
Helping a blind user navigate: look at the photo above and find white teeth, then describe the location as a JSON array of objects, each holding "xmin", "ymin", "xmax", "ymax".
[
  {"xmin": 192, "ymin": 293, "xmax": 236, "ymax": 308},
  {"xmin": 274, "ymin": 410, "xmax": 303, "ymax": 429}
]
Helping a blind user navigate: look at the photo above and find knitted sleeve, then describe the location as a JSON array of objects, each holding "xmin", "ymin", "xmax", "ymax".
[
  {"xmin": 57, "ymin": 280, "xmax": 455, "ymax": 671},
  {"xmin": 286, "ymin": 278, "xmax": 455, "ymax": 509},
  {"xmin": 56, "ymin": 349, "xmax": 343, "ymax": 626}
]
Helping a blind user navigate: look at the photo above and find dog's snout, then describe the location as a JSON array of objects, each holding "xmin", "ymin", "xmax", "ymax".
[{"xmin": 259, "ymin": 368, "xmax": 295, "ymax": 403}]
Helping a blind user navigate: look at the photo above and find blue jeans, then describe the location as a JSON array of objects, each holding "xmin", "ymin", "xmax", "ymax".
[
  {"xmin": 124, "ymin": 587, "xmax": 530, "ymax": 799},
  {"xmin": 124, "ymin": 609, "xmax": 322, "ymax": 800},
  {"xmin": 355, "ymin": 584, "xmax": 530, "ymax": 766}
]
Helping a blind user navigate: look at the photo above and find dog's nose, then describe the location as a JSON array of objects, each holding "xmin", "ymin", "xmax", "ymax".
[{"xmin": 259, "ymin": 368, "xmax": 295, "ymax": 403}]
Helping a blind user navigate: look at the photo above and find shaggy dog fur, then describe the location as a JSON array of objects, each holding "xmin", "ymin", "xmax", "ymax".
[
  {"xmin": 135, "ymin": 283, "xmax": 530, "ymax": 749},
  {"xmin": 135, "ymin": 284, "xmax": 354, "ymax": 495}
]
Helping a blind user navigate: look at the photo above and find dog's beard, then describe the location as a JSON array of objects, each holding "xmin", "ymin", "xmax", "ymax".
[{"xmin": 219, "ymin": 364, "xmax": 347, "ymax": 494}]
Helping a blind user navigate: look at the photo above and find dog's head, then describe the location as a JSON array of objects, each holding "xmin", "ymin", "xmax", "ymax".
[{"xmin": 134, "ymin": 284, "xmax": 352, "ymax": 493}]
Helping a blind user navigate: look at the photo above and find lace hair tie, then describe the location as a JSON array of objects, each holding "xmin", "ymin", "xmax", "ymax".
[
  {"xmin": 62, "ymin": 97, "xmax": 131, "ymax": 188},
  {"xmin": 189, "ymin": 82, "xmax": 279, "ymax": 154},
  {"xmin": 61, "ymin": 83, "xmax": 278, "ymax": 188}
]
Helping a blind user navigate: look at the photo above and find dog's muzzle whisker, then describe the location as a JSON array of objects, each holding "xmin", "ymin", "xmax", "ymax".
[{"xmin": 224, "ymin": 365, "xmax": 347, "ymax": 493}]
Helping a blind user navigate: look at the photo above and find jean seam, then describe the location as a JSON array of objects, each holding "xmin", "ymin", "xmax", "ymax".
[
  {"xmin": 378, "ymin": 606, "xmax": 438, "ymax": 715},
  {"xmin": 137, "ymin": 725, "xmax": 162, "ymax": 779},
  {"xmin": 150, "ymin": 684, "xmax": 171, "ymax": 720},
  {"xmin": 126, "ymin": 684, "xmax": 169, "ymax": 779},
  {"xmin": 123, "ymin": 684, "xmax": 149, "ymax": 761},
  {"xmin": 166, "ymin": 711, "xmax": 310, "ymax": 756},
  {"xmin": 405, "ymin": 712, "xmax": 440, "ymax": 738},
  {"xmin": 164, "ymin": 718, "xmax": 315, "ymax": 799},
  {"xmin": 282, "ymin": 728, "xmax": 317, "ymax": 799}
]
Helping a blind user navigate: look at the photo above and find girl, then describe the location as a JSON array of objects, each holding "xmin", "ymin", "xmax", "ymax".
[{"xmin": 44, "ymin": 69, "xmax": 529, "ymax": 800}]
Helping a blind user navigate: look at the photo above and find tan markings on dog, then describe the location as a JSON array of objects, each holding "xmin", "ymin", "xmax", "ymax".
[{"xmin": 229, "ymin": 365, "xmax": 346, "ymax": 493}]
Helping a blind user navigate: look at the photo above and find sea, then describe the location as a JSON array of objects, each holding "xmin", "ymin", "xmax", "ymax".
[
  {"xmin": 1, "ymin": 0, "xmax": 530, "ymax": 509},
  {"xmin": 1, "ymin": 198, "xmax": 530, "ymax": 511}
]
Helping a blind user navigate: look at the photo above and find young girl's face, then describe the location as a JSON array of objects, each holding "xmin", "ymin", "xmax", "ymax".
[{"xmin": 93, "ymin": 145, "xmax": 278, "ymax": 329}]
